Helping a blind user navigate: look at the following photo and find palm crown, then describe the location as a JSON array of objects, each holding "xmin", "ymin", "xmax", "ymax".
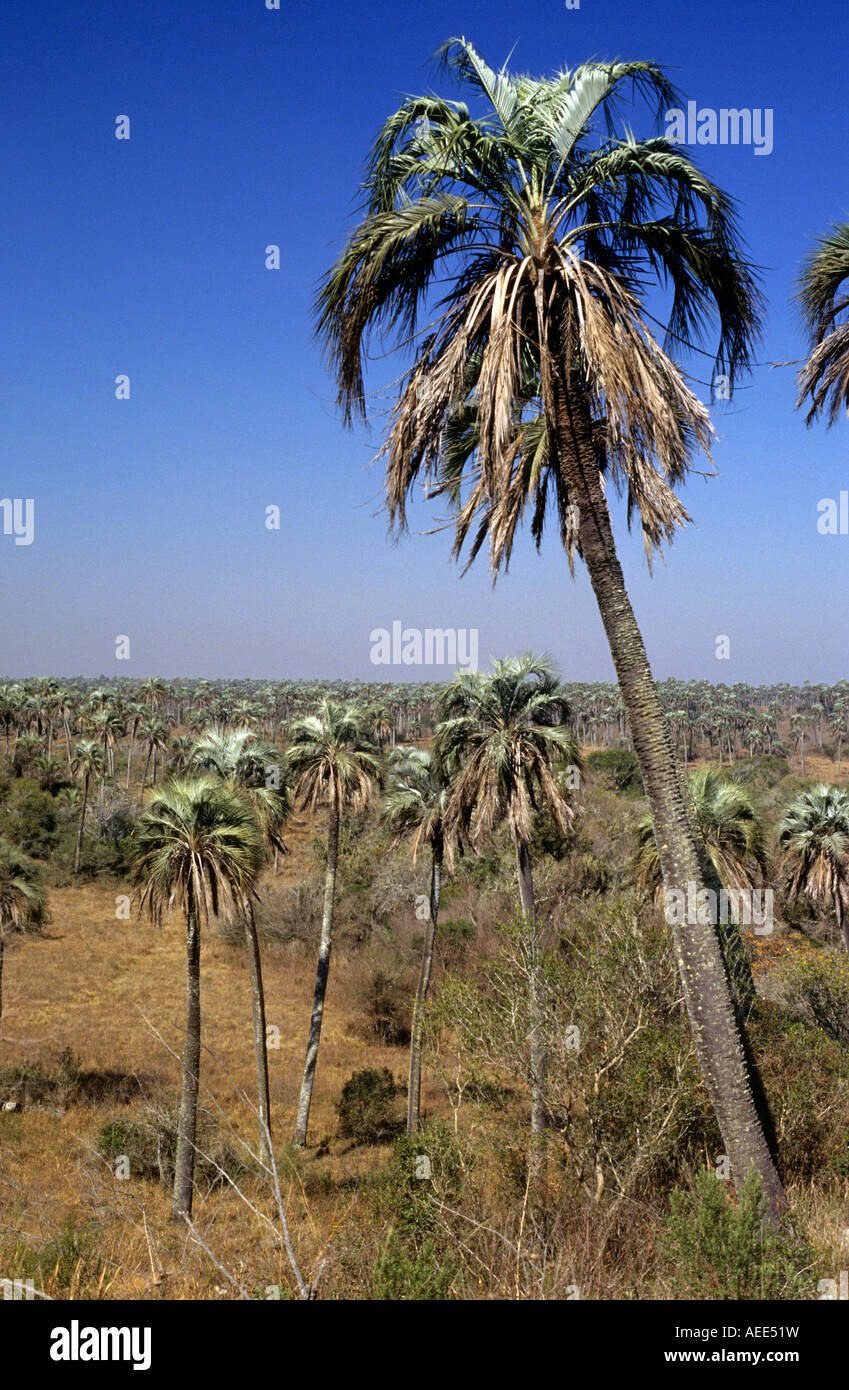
[
  {"xmin": 317, "ymin": 39, "xmax": 761, "ymax": 570},
  {"xmin": 434, "ymin": 653, "xmax": 579, "ymax": 852},
  {"xmin": 796, "ymin": 221, "xmax": 849, "ymax": 426}
]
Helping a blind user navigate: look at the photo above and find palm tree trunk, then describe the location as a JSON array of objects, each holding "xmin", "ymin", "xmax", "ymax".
[
  {"xmin": 125, "ymin": 726, "xmax": 136, "ymax": 790},
  {"xmin": 173, "ymin": 906, "xmax": 201, "ymax": 1220},
  {"xmin": 549, "ymin": 357, "xmax": 786, "ymax": 1223},
  {"xmin": 407, "ymin": 844, "xmax": 441, "ymax": 1137},
  {"xmin": 513, "ymin": 831, "xmax": 546, "ymax": 1137},
  {"xmin": 244, "ymin": 903, "xmax": 272, "ymax": 1160},
  {"xmin": 74, "ymin": 775, "xmax": 89, "ymax": 875},
  {"xmin": 138, "ymin": 747, "xmax": 152, "ymax": 809},
  {"xmin": 836, "ymin": 895, "xmax": 849, "ymax": 956},
  {"xmin": 293, "ymin": 805, "xmax": 340, "ymax": 1146}
]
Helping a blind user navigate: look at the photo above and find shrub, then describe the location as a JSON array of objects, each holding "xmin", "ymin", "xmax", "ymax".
[
  {"xmin": 97, "ymin": 1103, "xmax": 246, "ymax": 1187},
  {"xmin": 662, "ymin": 1169, "xmax": 811, "ymax": 1300},
  {"xmin": 371, "ymin": 1229, "xmax": 459, "ymax": 1300},
  {"xmin": 749, "ymin": 1001, "xmax": 849, "ymax": 1181},
  {"xmin": 780, "ymin": 951, "xmax": 849, "ymax": 1046},
  {"xmin": 0, "ymin": 1048, "xmax": 81, "ymax": 1107},
  {"xmin": 585, "ymin": 749, "xmax": 642, "ymax": 795},
  {"xmin": 14, "ymin": 1216, "xmax": 103, "ymax": 1295},
  {"xmin": 361, "ymin": 969, "xmax": 411, "ymax": 1045},
  {"xmin": 336, "ymin": 1068, "xmax": 402, "ymax": 1144}
]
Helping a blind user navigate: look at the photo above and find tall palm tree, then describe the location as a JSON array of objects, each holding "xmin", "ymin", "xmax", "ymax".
[
  {"xmin": 138, "ymin": 716, "xmax": 169, "ymax": 807},
  {"xmin": 0, "ymin": 842, "xmax": 49, "ymax": 1036},
  {"xmin": 132, "ymin": 777, "xmax": 263, "ymax": 1219},
  {"xmin": 435, "ymin": 655, "xmax": 580, "ymax": 1135},
  {"xmin": 189, "ymin": 726, "xmax": 293, "ymax": 1157},
  {"xmin": 71, "ymin": 740, "xmax": 105, "ymax": 874},
  {"xmin": 636, "ymin": 768, "xmax": 770, "ymax": 901},
  {"xmin": 314, "ymin": 40, "xmax": 785, "ymax": 1220},
  {"xmin": 796, "ymin": 221, "xmax": 849, "ymax": 425},
  {"xmin": 382, "ymin": 745, "xmax": 452, "ymax": 1136},
  {"xmin": 777, "ymin": 785, "xmax": 849, "ymax": 954},
  {"xmin": 287, "ymin": 700, "xmax": 381, "ymax": 1146}
]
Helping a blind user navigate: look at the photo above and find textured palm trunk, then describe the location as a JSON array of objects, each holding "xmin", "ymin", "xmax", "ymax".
[
  {"xmin": 513, "ymin": 830, "xmax": 546, "ymax": 1138},
  {"xmin": 244, "ymin": 902, "xmax": 272, "ymax": 1160},
  {"xmin": 549, "ymin": 348, "xmax": 786, "ymax": 1222},
  {"xmin": 73, "ymin": 775, "xmax": 89, "ymax": 875},
  {"xmin": 138, "ymin": 747, "xmax": 152, "ymax": 809},
  {"xmin": 293, "ymin": 805, "xmax": 340, "ymax": 1146},
  {"xmin": 836, "ymin": 895, "xmax": 849, "ymax": 956},
  {"xmin": 125, "ymin": 727, "xmax": 136, "ymax": 790},
  {"xmin": 407, "ymin": 843, "xmax": 442, "ymax": 1137},
  {"xmin": 173, "ymin": 905, "xmax": 201, "ymax": 1220}
]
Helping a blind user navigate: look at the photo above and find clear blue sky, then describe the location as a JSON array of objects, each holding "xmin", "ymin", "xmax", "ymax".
[{"xmin": 1, "ymin": 0, "xmax": 846, "ymax": 683}]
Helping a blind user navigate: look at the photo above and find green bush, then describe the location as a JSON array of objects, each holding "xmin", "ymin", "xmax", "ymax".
[
  {"xmin": 15, "ymin": 1217, "xmax": 103, "ymax": 1294},
  {"xmin": 97, "ymin": 1104, "xmax": 246, "ymax": 1187},
  {"xmin": 585, "ymin": 749, "xmax": 642, "ymax": 795},
  {"xmin": 371, "ymin": 1229, "xmax": 459, "ymax": 1300},
  {"xmin": 0, "ymin": 1048, "xmax": 81, "ymax": 1107},
  {"xmin": 662, "ymin": 1169, "xmax": 811, "ymax": 1300},
  {"xmin": 0, "ymin": 780, "xmax": 59, "ymax": 857},
  {"xmin": 780, "ymin": 952, "xmax": 849, "ymax": 1046},
  {"xmin": 336, "ymin": 1068, "xmax": 401, "ymax": 1144},
  {"xmin": 749, "ymin": 1001, "xmax": 849, "ymax": 1180}
]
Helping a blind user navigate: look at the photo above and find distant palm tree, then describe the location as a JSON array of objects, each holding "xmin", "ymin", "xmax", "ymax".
[
  {"xmin": 435, "ymin": 655, "xmax": 580, "ymax": 1135},
  {"xmin": 189, "ymin": 726, "xmax": 293, "ymax": 1157},
  {"xmin": 315, "ymin": 39, "xmax": 785, "ymax": 1218},
  {"xmin": 138, "ymin": 717, "xmax": 169, "ymax": 806},
  {"xmin": 777, "ymin": 785, "xmax": 849, "ymax": 954},
  {"xmin": 636, "ymin": 769, "xmax": 770, "ymax": 901},
  {"xmin": 132, "ymin": 777, "xmax": 263, "ymax": 1219},
  {"xmin": 288, "ymin": 700, "xmax": 381, "ymax": 1146},
  {"xmin": 0, "ymin": 842, "xmax": 49, "ymax": 1036},
  {"xmin": 71, "ymin": 740, "xmax": 105, "ymax": 874},
  {"xmin": 796, "ymin": 221, "xmax": 849, "ymax": 425},
  {"xmin": 383, "ymin": 746, "xmax": 452, "ymax": 1136}
]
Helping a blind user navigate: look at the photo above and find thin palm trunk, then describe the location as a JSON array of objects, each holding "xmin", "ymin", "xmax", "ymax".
[
  {"xmin": 244, "ymin": 902, "xmax": 271, "ymax": 1159},
  {"xmin": 139, "ymin": 746, "xmax": 152, "ymax": 809},
  {"xmin": 173, "ymin": 905, "xmax": 201, "ymax": 1220},
  {"xmin": 551, "ymin": 358, "xmax": 785, "ymax": 1222},
  {"xmin": 513, "ymin": 831, "xmax": 546, "ymax": 1138},
  {"xmin": 126, "ymin": 726, "xmax": 136, "ymax": 790},
  {"xmin": 836, "ymin": 894, "xmax": 849, "ymax": 956},
  {"xmin": 74, "ymin": 774, "xmax": 89, "ymax": 875},
  {"xmin": 293, "ymin": 805, "xmax": 340, "ymax": 1146},
  {"xmin": 407, "ymin": 845, "xmax": 441, "ymax": 1137}
]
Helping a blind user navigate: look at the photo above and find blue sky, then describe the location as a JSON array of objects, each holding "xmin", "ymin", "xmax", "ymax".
[{"xmin": 1, "ymin": 0, "xmax": 846, "ymax": 683}]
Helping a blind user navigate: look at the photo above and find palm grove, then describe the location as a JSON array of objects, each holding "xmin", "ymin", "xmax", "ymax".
[{"xmin": 1, "ymin": 40, "xmax": 849, "ymax": 1290}]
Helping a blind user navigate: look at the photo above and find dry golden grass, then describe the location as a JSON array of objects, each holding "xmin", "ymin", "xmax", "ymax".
[{"xmin": 0, "ymin": 817, "xmax": 421, "ymax": 1299}]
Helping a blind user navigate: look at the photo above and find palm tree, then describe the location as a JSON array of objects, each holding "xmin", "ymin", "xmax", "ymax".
[
  {"xmin": 0, "ymin": 842, "xmax": 49, "ymax": 1036},
  {"xmin": 189, "ymin": 726, "xmax": 292, "ymax": 1156},
  {"xmin": 132, "ymin": 777, "xmax": 263, "ymax": 1219},
  {"xmin": 796, "ymin": 221, "xmax": 849, "ymax": 425},
  {"xmin": 124, "ymin": 702, "xmax": 145, "ymax": 789},
  {"xmin": 777, "ymin": 785, "xmax": 849, "ymax": 954},
  {"xmin": 287, "ymin": 699, "xmax": 381, "ymax": 1146},
  {"xmin": 138, "ymin": 717, "xmax": 169, "ymax": 807},
  {"xmin": 71, "ymin": 740, "xmax": 105, "ymax": 874},
  {"xmin": 435, "ymin": 655, "xmax": 580, "ymax": 1135},
  {"xmin": 636, "ymin": 769, "xmax": 770, "ymax": 901},
  {"xmin": 314, "ymin": 41, "xmax": 786, "ymax": 1219},
  {"xmin": 382, "ymin": 745, "xmax": 451, "ymax": 1136}
]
